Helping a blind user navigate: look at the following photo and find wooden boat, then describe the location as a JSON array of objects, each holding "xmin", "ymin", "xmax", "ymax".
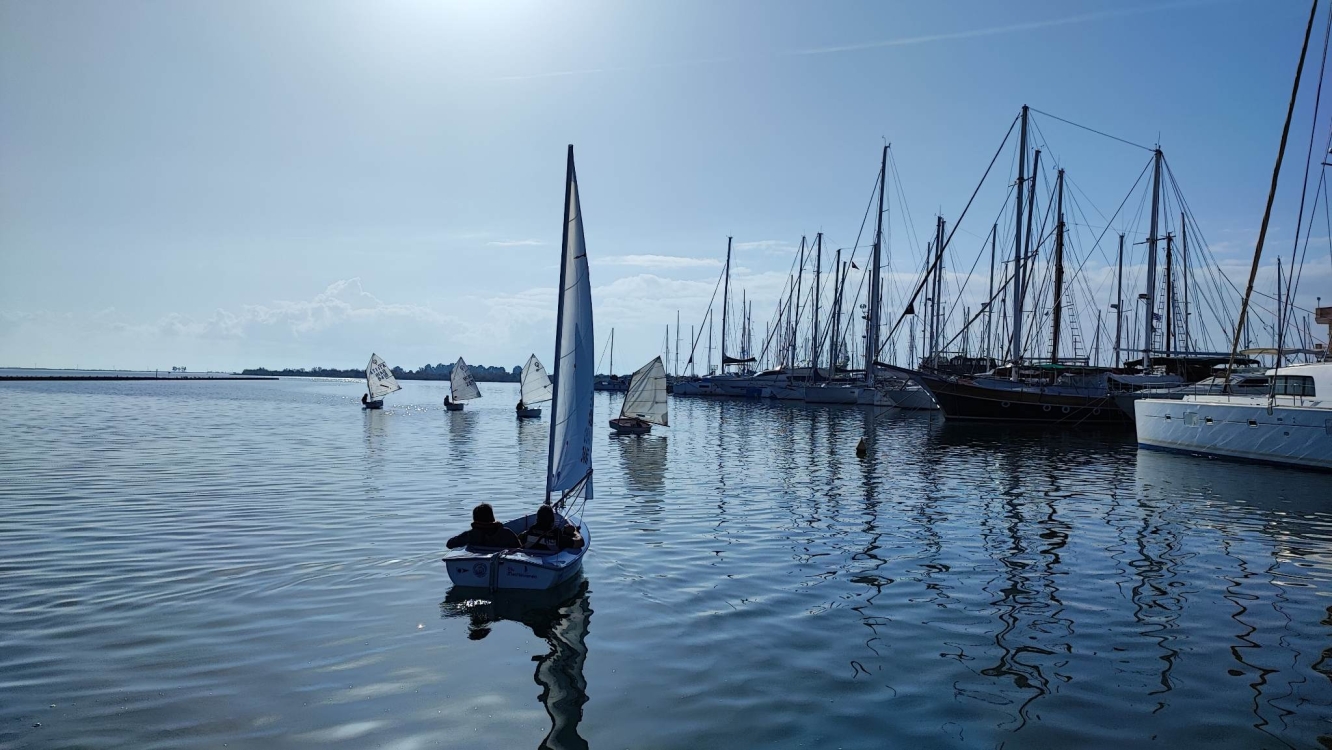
[
  {"xmin": 517, "ymin": 353, "xmax": 553, "ymax": 419},
  {"xmin": 610, "ymin": 357, "xmax": 668, "ymax": 434},
  {"xmin": 444, "ymin": 145, "xmax": 596, "ymax": 591},
  {"xmin": 362, "ymin": 353, "xmax": 400, "ymax": 409},
  {"xmin": 446, "ymin": 357, "xmax": 481, "ymax": 411}
]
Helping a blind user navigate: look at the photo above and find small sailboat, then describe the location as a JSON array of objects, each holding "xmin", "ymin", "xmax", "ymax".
[
  {"xmin": 610, "ymin": 357, "xmax": 668, "ymax": 435},
  {"xmin": 362, "ymin": 353, "xmax": 401, "ymax": 409},
  {"xmin": 518, "ymin": 353, "xmax": 553, "ymax": 419},
  {"xmin": 443, "ymin": 145, "xmax": 595, "ymax": 591},
  {"xmin": 445, "ymin": 357, "xmax": 481, "ymax": 411}
]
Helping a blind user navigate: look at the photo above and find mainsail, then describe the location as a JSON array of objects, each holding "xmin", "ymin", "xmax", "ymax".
[
  {"xmin": 620, "ymin": 356, "xmax": 668, "ymax": 426},
  {"xmin": 521, "ymin": 354, "xmax": 554, "ymax": 404},
  {"xmin": 451, "ymin": 357, "xmax": 482, "ymax": 401},
  {"xmin": 547, "ymin": 146, "xmax": 595, "ymax": 502},
  {"xmin": 365, "ymin": 353, "xmax": 401, "ymax": 400}
]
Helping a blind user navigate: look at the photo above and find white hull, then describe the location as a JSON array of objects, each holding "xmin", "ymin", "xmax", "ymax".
[
  {"xmin": 885, "ymin": 386, "xmax": 937, "ymax": 411},
  {"xmin": 763, "ymin": 385, "xmax": 806, "ymax": 400},
  {"xmin": 803, "ymin": 384, "xmax": 859, "ymax": 404},
  {"xmin": 443, "ymin": 514, "xmax": 589, "ymax": 590},
  {"xmin": 1135, "ymin": 396, "xmax": 1332, "ymax": 471}
]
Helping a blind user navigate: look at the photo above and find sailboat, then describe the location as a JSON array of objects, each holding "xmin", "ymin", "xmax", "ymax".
[
  {"xmin": 445, "ymin": 357, "xmax": 481, "ymax": 411},
  {"xmin": 518, "ymin": 353, "xmax": 553, "ymax": 419},
  {"xmin": 610, "ymin": 357, "xmax": 668, "ymax": 434},
  {"xmin": 362, "ymin": 353, "xmax": 401, "ymax": 409},
  {"xmin": 443, "ymin": 145, "xmax": 594, "ymax": 591}
]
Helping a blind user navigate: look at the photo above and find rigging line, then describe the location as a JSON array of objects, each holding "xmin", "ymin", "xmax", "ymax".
[
  {"xmin": 1282, "ymin": 0, "xmax": 1332, "ymax": 351},
  {"xmin": 881, "ymin": 111, "xmax": 1020, "ymax": 350},
  {"xmin": 684, "ymin": 259, "xmax": 727, "ymax": 365},
  {"xmin": 1029, "ymin": 106, "xmax": 1155, "ymax": 152}
]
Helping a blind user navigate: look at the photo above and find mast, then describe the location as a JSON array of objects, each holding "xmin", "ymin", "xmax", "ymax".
[
  {"xmin": 609, "ymin": 327, "xmax": 614, "ymax": 377},
  {"xmin": 545, "ymin": 145, "xmax": 575, "ymax": 505},
  {"xmin": 792, "ymin": 237, "xmax": 805, "ymax": 369},
  {"xmin": 1051, "ymin": 168, "xmax": 1066, "ymax": 365},
  {"xmin": 721, "ymin": 237, "xmax": 731, "ymax": 369},
  {"xmin": 985, "ymin": 223, "xmax": 997, "ymax": 362},
  {"xmin": 707, "ymin": 315, "xmax": 713, "ymax": 374},
  {"xmin": 1144, "ymin": 148, "xmax": 1163, "ymax": 369},
  {"xmin": 831, "ymin": 250, "xmax": 842, "ymax": 378},
  {"xmin": 675, "ymin": 310, "xmax": 680, "ymax": 376},
  {"xmin": 866, "ymin": 144, "xmax": 887, "ymax": 386},
  {"xmin": 1229, "ymin": 0, "xmax": 1316, "ymax": 376},
  {"xmin": 930, "ymin": 217, "xmax": 945, "ymax": 364},
  {"xmin": 690, "ymin": 325, "xmax": 695, "ymax": 375},
  {"xmin": 1114, "ymin": 233, "xmax": 1124, "ymax": 367},
  {"xmin": 741, "ymin": 289, "xmax": 747, "ymax": 362},
  {"xmin": 812, "ymin": 233, "xmax": 822, "ymax": 377},
  {"xmin": 1010, "ymin": 105, "xmax": 1029, "ymax": 379},
  {"xmin": 1181, "ymin": 212, "xmax": 1190, "ymax": 353},
  {"xmin": 1164, "ymin": 233, "xmax": 1174, "ymax": 357}
]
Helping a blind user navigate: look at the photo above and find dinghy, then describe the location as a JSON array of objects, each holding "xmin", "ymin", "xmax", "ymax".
[
  {"xmin": 610, "ymin": 356, "xmax": 668, "ymax": 435},
  {"xmin": 446, "ymin": 357, "xmax": 481, "ymax": 411},
  {"xmin": 443, "ymin": 145, "xmax": 595, "ymax": 591},
  {"xmin": 362, "ymin": 353, "xmax": 401, "ymax": 409},
  {"xmin": 517, "ymin": 354, "xmax": 553, "ymax": 418}
]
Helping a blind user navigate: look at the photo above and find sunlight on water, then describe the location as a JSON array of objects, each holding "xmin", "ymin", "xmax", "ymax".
[{"xmin": 2, "ymin": 378, "xmax": 1331, "ymax": 749}]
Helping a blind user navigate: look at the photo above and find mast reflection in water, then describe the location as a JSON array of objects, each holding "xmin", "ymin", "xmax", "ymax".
[{"xmin": 443, "ymin": 579, "xmax": 592, "ymax": 750}]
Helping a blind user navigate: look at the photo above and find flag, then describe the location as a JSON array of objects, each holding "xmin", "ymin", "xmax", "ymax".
[{"xmin": 850, "ymin": 260, "xmax": 860, "ymax": 270}]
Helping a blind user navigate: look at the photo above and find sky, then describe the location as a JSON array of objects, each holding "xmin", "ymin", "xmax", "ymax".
[{"xmin": 2, "ymin": 0, "xmax": 1330, "ymax": 373}]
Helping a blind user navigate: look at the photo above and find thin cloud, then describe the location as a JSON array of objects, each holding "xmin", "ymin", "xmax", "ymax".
[
  {"xmin": 597, "ymin": 254, "xmax": 722, "ymax": 269},
  {"xmin": 486, "ymin": 239, "xmax": 545, "ymax": 247}
]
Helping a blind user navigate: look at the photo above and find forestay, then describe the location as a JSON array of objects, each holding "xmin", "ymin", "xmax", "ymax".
[
  {"xmin": 520, "ymin": 354, "xmax": 554, "ymax": 404},
  {"xmin": 451, "ymin": 357, "xmax": 482, "ymax": 401},
  {"xmin": 365, "ymin": 353, "xmax": 401, "ymax": 400},
  {"xmin": 621, "ymin": 356, "xmax": 668, "ymax": 426},
  {"xmin": 547, "ymin": 146, "xmax": 595, "ymax": 502}
]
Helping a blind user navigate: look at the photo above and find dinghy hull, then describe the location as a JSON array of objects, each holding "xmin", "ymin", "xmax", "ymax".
[
  {"xmin": 363, "ymin": 400, "xmax": 384, "ymax": 410},
  {"xmin": 609, "ymin": 417, "xmax": 651, "ymax": 434},
  {"xmin": 443, "ymin": 514, "xmax": 589, "ymax": 591},
  {"xmin": 445, "ymin": 402, "xmax": 465, "ymax": 411},
  {"xmin": 516, "ymin": 408, "xmax": 542, "ymax": 419}
]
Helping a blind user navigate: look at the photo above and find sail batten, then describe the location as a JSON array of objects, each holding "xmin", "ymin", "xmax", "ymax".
[
  {"xmin": 520, "ymin": 354, "xmax": 554, "ymax": 404},
  {"xmin": 365, "ymin": 353, "xmax": 401, "ymax": 400},
  {"xmin": 547, "ymin": 146, "xmax": 595, "ymax": 501},
  {"xmin": 621, "ymin": 356, "xmax": 668, "ymax": 426},
  {"xmin": 451, "ymin": 357, "xmax": 482, "ymax": 401}
]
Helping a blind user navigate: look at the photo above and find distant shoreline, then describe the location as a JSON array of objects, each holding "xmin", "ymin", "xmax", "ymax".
[
  {"xmin": 241, "ymin": 367, "xmax": 520, "ymax": 383},
  {"xmin": 0, "ymin": 375, "xmax": 277, "ymax": 381}
]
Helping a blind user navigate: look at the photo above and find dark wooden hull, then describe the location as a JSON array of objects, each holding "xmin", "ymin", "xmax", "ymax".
[
  {"xmin": 913, "ymin": 371, "xmax": 1130, "ymax": 425},
  {"xmin": 363, "ymin": 400, "xmax": 384, "ymax": 410},
  {"xmin": 609, "ymin": 417, "xmax": 651, "ymax": 434}
]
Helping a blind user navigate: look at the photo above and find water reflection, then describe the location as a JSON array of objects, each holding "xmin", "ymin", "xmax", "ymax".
[
  {"xmin": 442, "ymin": 580, "xmax": 592, "ymax": 750},
  {"xmin": 611, "ymin": 434, "xmax": 667, "ymax": 493}
]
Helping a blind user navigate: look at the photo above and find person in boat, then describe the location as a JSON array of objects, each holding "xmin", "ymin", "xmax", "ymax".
[
  {"xmin": 446, "ymin": 503, "xmax": 522, "ymax": 549},
  {"xmin": 520, "ymin": 504, "xmax": 584, "ymax": 552},
  {"xmin": 516, "ymin": 399, "xmax": 526, "ymax": 413},
  {"xmin": 361, "ymin": 393, "xmax": 370, "ymax": 406},
  {"xmin": 444, "ymin": 395, "xmax": 452, "ymax": 407}
]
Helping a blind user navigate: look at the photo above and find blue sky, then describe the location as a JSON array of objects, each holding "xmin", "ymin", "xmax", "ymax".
[{"xmin": 2, "ymin": 0, "xmax": 1328, "ymax": 372}]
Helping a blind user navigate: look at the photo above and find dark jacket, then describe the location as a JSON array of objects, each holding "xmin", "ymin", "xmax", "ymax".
[
  {"xmin": 520, "ymin": 523, "xmax": 584, "ymax": 552},
  {"xmin": 447, "ymin": 521, "xmax": 522, "ymax": 549}
]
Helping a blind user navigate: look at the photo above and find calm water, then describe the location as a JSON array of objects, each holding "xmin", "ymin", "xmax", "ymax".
[{"xmin": 2, "ymin": 378, "xmax": 1331, "ymax": 749}]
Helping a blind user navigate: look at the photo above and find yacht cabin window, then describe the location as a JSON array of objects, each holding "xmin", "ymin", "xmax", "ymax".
[{"xmin": 1272, "ymin": 375, "xmax": 1316, "ymax": 397}]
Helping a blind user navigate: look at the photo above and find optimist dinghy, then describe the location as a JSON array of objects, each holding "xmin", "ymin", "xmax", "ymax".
[
  {"xmin": 443, "ymin": 145, "xmax": 596, "ymax": 591},
  {"xmin": 362, "ymin": 353, "xmax": 401, "ymax": 409},
  {"xmin": 517, "ymin": 354, "xmax": 553, "ymax": 418},
  {"xmin": 609, "ymin": 356, "xmax": 668, "ymax": 434},
  {"xmin": 446, "ymin": 357, "xmax": 481, "ymax": 410}
]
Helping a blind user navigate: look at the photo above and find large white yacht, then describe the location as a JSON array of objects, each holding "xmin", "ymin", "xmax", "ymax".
[{"xmin": 1134, "ymin": 361, "xmax": 1332, "ymax": 471}]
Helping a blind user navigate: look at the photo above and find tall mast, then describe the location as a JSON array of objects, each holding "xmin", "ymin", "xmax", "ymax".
[
  {"xmin": 812, "ymin": 233, "xmax": 822, "ymax": 377},
  {"xmin": 930, "ymin": 217, "xmax": 945, "ymax": 363},
  {"xmin": 985, "ymin": 223, "xmax": 997, "ymax": 362},
  {"xmin": 690, "ymin": 325, "xmax": 695, "ymax": 375},
  {"xmin": 1144, "ymin": 148, "xmax": 1163, "ymax": 369},
  {"xmin": 1114, "ymin": 233, "xmax": 1124, "ymax": 367},
  {"xmin": 545, "ymin": 145, "xmax": 575, "ymax": 505},
  {"xmin": 707, "ymin": 315, "xmax": 713, "ymax": 374},
  {"xmin": 792, "ymin": 237, "xmax": 805, "ymax": 368},
  {"xmin": 1051, "ymin": 168, "xmax": 1066, "ymax": 365},
  {"xmin": 609, "ymin": 327, "xmax": 614, "ymax": 376},
  {"xmin": 1010, "ymin": 105, "xmax": 1029, "ymax": 379},
  {"xmin": 741, "ymin": 289, "xmax": 747, "ymax": 361},
  {"xmin": 831, "ymin": 250, "xmax": 842, "ymax": 378},
  {"xmin": 866, "ymin": 144, "xmax": 887, "ymax": 386},
  {"xmin": 721, "ymin": 237, "xmax": 731, "ymax": 369},
  {"xmin": 675, "ymin": 310, "xmax": 680, "ymax": 376},
  {"xmin": 1164, "ymin": 233, "xmax": 1174, "ymax": 358},
  {"xmin": 1181, "ymin": 212, "xmax": 1189, "ymax": 353}
]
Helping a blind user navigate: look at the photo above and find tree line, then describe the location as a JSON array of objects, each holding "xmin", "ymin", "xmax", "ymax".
[{"xmin": 241, "ymin": 362, "xmax": 521, "ymax": 382}]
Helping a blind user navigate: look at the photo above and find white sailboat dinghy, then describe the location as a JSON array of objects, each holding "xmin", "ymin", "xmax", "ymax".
[
  {"xmin": 445, "ymin": 357, "xmax": 482, "ymax": 411},
  {"xmin": 610, "ymin": 356, "xmax": 668, "ymax": 434},
  {"xmin": 362, "ymin": 353, "xmax": 401, "ymax": 409},
  {"xmin": 517, "ymin": 354, "xmax": 553, "ymax": 419},
  {"xmin": 443, "ymin": 145, "xmax": 595, "ymax": 591}
]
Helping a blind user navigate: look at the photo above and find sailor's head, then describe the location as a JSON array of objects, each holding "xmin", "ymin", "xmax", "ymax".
[
  {"xmin": 536, "ymin": 504, "xmax": 556, "ymax": 528},
  {"xmin": 472, "ymin": 503, "xmax": 496, "ymax": 525}
]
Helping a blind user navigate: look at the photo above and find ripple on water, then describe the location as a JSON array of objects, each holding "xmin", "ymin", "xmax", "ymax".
[{"xmin": 2, "ymin": 379, "xmax": 1332, "ymax": 749}]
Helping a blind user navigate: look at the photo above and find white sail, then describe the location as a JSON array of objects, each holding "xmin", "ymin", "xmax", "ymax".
[
  {"xmin": 548, "ymin": 146, "xmax": 595, "ymax": 501},
  {"xmin": 521, "ymin": 354, "xmax": 554, "ymax": 404},
  {"xmin": 451, "ymin": 357, "xmax": 482, "ymax": 401},
  {"xmin": 365, "ymin": 353, "xmax": 401, "ymax": 400},
  {"xmin": 621, "ymin": 356, "xmax": 668, "ymax": 426}
]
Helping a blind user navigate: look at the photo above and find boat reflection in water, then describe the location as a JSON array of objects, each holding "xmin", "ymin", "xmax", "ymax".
[
  {"xmin": 442, "ymin": 579, "xmax": 592, "ymax": 750},
  {"xmin": 613, "ymin": 433, "xmax": 668, "ymax": 493}
]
